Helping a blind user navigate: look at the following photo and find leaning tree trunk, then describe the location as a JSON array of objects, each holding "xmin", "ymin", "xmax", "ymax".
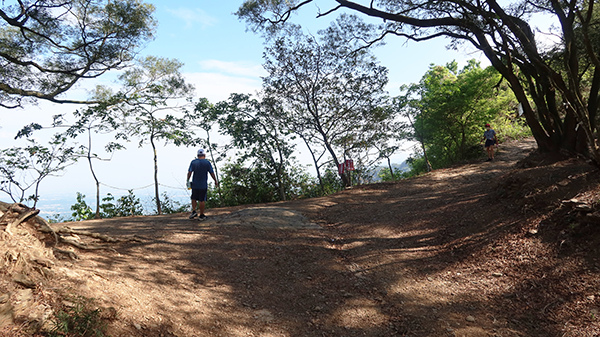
[
  {"xmin": 301, "ymin": 136, "xmax": 326, "ymax": 194},
  {"xmin": 472, "ymin": 10, "xmax": 599, "ymax": 163},
  {"xmin": 321, "ymin": 137, "xmax": 350, "ymax": 187},
  {"xmin": 386, "ymin": 157, "xmax": 395, "ymax": 180},
  {"xmin": 86, "ymin": 128, "xmax": 102, "ymax": 219}
]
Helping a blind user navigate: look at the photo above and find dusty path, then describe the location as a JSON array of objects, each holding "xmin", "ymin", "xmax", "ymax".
[{"xmin": 49, "ymin": 138, "xmax": 600, "ymax": 337}]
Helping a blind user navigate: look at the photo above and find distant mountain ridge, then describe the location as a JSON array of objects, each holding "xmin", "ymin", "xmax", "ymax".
[{"xmin": 369, "ymin": 161, "xmax": 410, "ymax": 181}]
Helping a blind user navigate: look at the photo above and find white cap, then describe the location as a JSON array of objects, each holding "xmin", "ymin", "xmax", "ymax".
[{"xmin": 197, "ymin": 148, "xmax": 205, "ymax": 156}]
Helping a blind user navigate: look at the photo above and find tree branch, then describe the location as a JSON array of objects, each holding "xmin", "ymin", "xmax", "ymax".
[
  {"xmin": 0, "ymin": 82, "xmax": 102, "ymax": 105},
  {"xmin": 333, "ymin": 0, "xmax": 469, "ymax": 28},
  {"xmin": 317, "ymin": 5, "xmax": 342, "ymax": 18}
]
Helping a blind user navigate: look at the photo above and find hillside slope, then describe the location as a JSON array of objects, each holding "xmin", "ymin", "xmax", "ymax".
[{"xmin": 1, "ymin": 137, "xmax": 600, "ymax": 337}]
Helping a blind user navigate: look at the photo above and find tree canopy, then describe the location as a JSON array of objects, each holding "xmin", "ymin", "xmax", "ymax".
[
  {"xmin": 201, "ymin": 93, "xmax": 296, "ymax": 201},
  {"xmin": 0, "ymin": 0, "xmax": 156, "ymax": 108},
  {"xmin": 0, "ymin": 134, "xmax": 80, "ymax": 207},
  {"xmin": 397, "ymin": 60, "xmax": 519, "ymax": 171},
  {"xmin": 106, "ymin": 56, "xmax": 196, "ymax": 214},
  {"xmin": 262, "ymin": 23, "xmax": 390, "ymax": 186},
  {"xmin": 237, "ymin": 0, "xmax": 600, "ymax": 164}
]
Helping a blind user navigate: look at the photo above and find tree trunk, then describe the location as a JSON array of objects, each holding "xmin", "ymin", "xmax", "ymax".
[
  {"xmin": 319, "ymin": 134, "xmax": 350, "ymax": 187},
  {"xmin": 587, "ymin": 67, "xmax": 600, "ymax": 131},
  {"xmin": 312, "ymin": 0, "xmax": 600, "ymax": 163},
  {"xmin": 32, "ymin": 180, "xmax": 40, "ymax": 209},
  {"xmin": 276, "ymin": 165, "xmax": 286, "ymax": 201},
  {"xmin": 86, "ymin": 127, "xmax": 101, "ymax": 219},
  {"xmin": 422, "ymin": 142, "xmax": 432, "ymax": 172},
  {"xmin": 387, "ymin": 157, "xmax": 395, "ymax": 180},
  {"xmin": 471, "ymin": 28, "xmax": 556, "ymax": 153},
  {"xmin": 329, "ymin": 147, "xmax": 350, "ymax": 187},
  {"xmin": 206, "ymin": 130, "xmax": 223, "ymax": 206},
  {"xmin": 95, "ymin": 181, "xmax": 100, "ymax": 218},
  {"xmin": 300, "ymin": 136, "xmax": 325, "ymax": 193},
  {"xmin": 150, "ymin": 134, "xmax": 161, "ymax": 215},
  {"xmin": 271, "ymin": 143, "xmax": 287, "ymax": 201}
]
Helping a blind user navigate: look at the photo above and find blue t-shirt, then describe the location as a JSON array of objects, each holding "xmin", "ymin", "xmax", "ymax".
[
  {"xmin": 188, "ymin": 158, "xmax": 214, "ymax": 189},
  {"xmin": 484, "ymin": 129, "xmax": 496, "ymax": 140}
]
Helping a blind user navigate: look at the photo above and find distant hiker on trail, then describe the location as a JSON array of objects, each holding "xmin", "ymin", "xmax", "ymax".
[
  {"xmin": 187, "ymin": 148, "xmax": 218, "ymax": 220},
  {"xmin": 481, "ymin": 123, "xmax": 498, "ymax": 162}
]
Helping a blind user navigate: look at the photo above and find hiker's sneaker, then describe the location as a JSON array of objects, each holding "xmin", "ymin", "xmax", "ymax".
[
  {"xmin": 199, "ymin": 214, "xmax": 207, "ymax": 220},
  {"xmin": 189, "ymin": 211, "xmax": 198, "ymax": 219}
]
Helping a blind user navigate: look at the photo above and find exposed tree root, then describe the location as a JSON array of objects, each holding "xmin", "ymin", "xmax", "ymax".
[
  {"xmin": 1, "ymin": 201, "xmax": 142, "ymax": 257},
  {"xmin": 0, "ymin": 202, "xmax": 19, "ymax": 224},
  {"xmin": 52, "ymin": 247, "xmax": 79, "ymax": 260},
  {"xmin": 6, "ymin": 208, "xmax": 40, "ymax": 235},
  {"xmin": 55, "ymin": 226, "xmax": 142, "ymax": 244},
  {"xmin": 0, "ymin": 201, "xmax": 147, "ymax": 333},
  {"xmin": 33, "ymin": 216, "xmax": 58, "ymax": 246}
]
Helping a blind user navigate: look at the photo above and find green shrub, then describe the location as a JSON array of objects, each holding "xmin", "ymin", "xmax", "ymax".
[
  {"xmin": 154, "ymin": 192, "xmax": 188, "ymax": 214},
  {"xmin": 377, "ymin": 167, "xmax": 402, "ymax": 182},
  {"xmin": 493, "ymin": 115, "xmax": 532, "ymax": 141},
  {"xmin": 70, "ymin": 193, "xmax": 94, "ymax": 221},
  {"xmin": 99, "ymin": 190, "xmax": 143, "ymax": 218}
]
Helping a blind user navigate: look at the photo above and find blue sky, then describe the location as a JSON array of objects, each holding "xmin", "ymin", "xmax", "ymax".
[
  {"xmin": 141, "ymin": 0, "xmax": 489, "ymax": 100},
  {"xmin": 0, "ymin": 1, "xmax": 490, "ymax": 215}
]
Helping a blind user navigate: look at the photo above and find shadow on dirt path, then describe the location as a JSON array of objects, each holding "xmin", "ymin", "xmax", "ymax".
[{"xmin": 51, "ymin": 138, "xmax": 600, "ymax": 337}]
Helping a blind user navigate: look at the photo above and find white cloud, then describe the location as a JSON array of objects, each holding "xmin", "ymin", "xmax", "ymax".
[
  {"xmin": 166, "ymin": 8, "xmax": 218, "ymax": 29},
  {"xmin": 198, "ymin": 60, "xmax": 267, "ymax": 78},
  {"xmin": 185, "ymin": 72, "xmax": 262, "ymax": 102}
]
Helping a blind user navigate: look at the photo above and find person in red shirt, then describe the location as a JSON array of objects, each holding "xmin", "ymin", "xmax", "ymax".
[{"xmin": 481, "ymin": 123, "xmax": 498, "ymax": 161}]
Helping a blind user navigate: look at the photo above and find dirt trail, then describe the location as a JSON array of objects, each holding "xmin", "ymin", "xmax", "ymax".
[{"xmin": 40, "ymin": 138, "xmax": 600, "ymax": 337}]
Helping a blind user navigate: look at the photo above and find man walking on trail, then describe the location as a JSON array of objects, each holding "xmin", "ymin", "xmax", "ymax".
[
  {"xmin": 187, "ymin": 149, "xmax": 218, "ymax": 220},
  {"xmin": 481, "ymin": 123, "xmax": 498, "ymax": 162}
]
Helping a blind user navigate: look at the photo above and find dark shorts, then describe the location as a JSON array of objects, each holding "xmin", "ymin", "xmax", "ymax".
[
  {"xmin": 485, "ymin": 139, "xmax": 496, "ymax": 148},
  {"xmin": 191, "ymin": 188, "xmax": 208, "ymax": 201}
]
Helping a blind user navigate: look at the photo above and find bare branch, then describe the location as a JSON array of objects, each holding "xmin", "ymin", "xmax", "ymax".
[{"xmin": 317, "ymin": 5, "xmax": 342, "ymax": 18}]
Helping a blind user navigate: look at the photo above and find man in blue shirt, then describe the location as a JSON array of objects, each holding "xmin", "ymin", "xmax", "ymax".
[{"xmin": 186, "ymin": 148, "xmax": 218, "ymax": 220}]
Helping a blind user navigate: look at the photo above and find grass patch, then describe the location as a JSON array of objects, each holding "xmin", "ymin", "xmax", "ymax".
[{"xmin": 47, "ymin": 296, "xmax": 108, "ymax": 337}]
